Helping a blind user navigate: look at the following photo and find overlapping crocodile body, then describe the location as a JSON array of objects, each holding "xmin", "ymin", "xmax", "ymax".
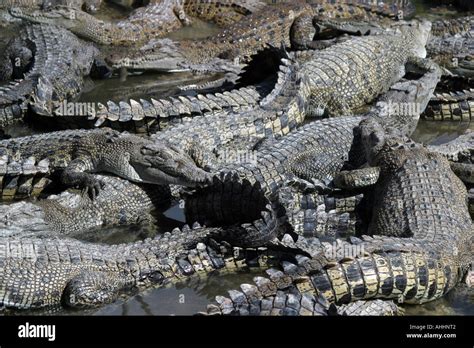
[{"xmin": 0, "ymin": 24, "xmax": 99, "ymax": 126}]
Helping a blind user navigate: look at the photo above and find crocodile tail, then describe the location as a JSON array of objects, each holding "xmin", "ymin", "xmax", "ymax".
[
  {"xmin": 423, "ymin": 91, "xmax": 474, "ymax": 121},
  {"xmin": 214, "ymin": 203, "xmax": 280, "ymax": 248},
  {"xmin": 259, "ymin": 54, "xmax": 302, "ymax": 108},
  {"xmin": 185, "ymin": 170, "xmax": 269, "ymax": 226},
  {"xmin": 93, "ymin": 85, "xmax": 264, "ymax": 131},
  {"xmin": 310, "ymin": 237, "xmax": 463, "ymax": 305}
]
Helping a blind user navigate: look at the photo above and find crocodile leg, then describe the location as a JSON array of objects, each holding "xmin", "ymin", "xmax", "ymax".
[
  {"xmin": 61, "ymin": 156, "xmax": 103, "ymax": 199},
  {"xmin": 63, "ymin": 271, "xmax": 135, "ymax": 308},
  {"xmin": 278, "ymin": 185, "xmax": 363, "ymax": 239},
  {"xmin": 333, "ymin": 167, "xmax": 381, "ymax": 190}
]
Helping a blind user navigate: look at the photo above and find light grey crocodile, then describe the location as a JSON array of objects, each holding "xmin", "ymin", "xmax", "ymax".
[
  {"xmin": 0, "ymin": 128, "xmax": 211, "ymax": 200},
  {"xmin": 0, "ymin": 175, "xmax": 171, "ymax": 238}
]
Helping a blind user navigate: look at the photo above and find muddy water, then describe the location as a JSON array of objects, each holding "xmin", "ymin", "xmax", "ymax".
[{"xmin": 0, "ymin": 0, "xmax": 473, "ymax": 315}]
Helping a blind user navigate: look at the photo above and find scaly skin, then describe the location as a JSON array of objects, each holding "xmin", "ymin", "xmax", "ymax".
[
  {"xmin": 203, "ymin": 123, "xmax": 473, "ymax": 316},
  {"xmin": 0, "ymin": 23, "xmax": 100, "ymax": 127},
  {"xmin": 150, "ymin": 53, "xmax": 306, "ymax": 170},
  {"xmin": 0, "ymin": 211, "xmax": 286, "ymax": 310},
  {"xmin": 0, "ymin": 128, "xmax": 211, "ymax": 200},
  {"xmin": 104, "ymin": 3, "xmax": 425, "ymax": 74},
  {"xmin": 277, "ymin": 184, "xmax": 364, "ymax": 240},
  {"xmin": 9, "ymin": 0, "xmax": 266, "ymax": 46},
  {"xmin": 105, "ymin": 2, "xmax": 318, "ymax": 72},
  {"xmin": 427, "ymin": 29, "xmax": 474, "ymax": 77},
  {"xmin": 308, "ymin": 0, "xmax": 415, "ymax": 20},
  {"xmin": 428, "ymin": 130, "xmax": 474, "ymax": 164},
  {"xmin": 0, "ymin": 175, "xmax": 171, "ymax": 238},
  {"xmin": 148, "ymin": 21, "xmax": 433, "ymax": 171},
  {"xmin": 431, "ymin": 16, "xmax": 473, "ymax": 37},
  {"xmin": 0, "ymin": 0, "xmax": 101, "ymax": 12},
  {"xmin": 69, "ymin": 73, "xmax": 277, "ymax": 133},
  {"xmin": 422, "ymin": 76, "xmax": 474, "ymax": 121},
  {"xmin": 183, "ymin": 67, "xmax": 441, "ymax": 233}
]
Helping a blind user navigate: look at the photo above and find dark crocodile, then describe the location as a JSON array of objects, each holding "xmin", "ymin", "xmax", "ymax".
[
  {"xmin": 9, "ymin": 0, "xmax": 267, "ymax": 46},
  {"xmin": 0, "ymin": 23, "xmax": 101, "ymax": 127},
  {"xmin": 202, "ymin": 120, "xmax": 473, "ymax": 315},
  {"xmin": 183, "ymin": 66, "xmax": 441, "ymax": 234},
  {"xmin": 422, "ymin": 76, "xmax": 474, "ymax": 121},
  {"xmin": 0, "ymin": 128, "xmax": 210, "ymax": 200}
]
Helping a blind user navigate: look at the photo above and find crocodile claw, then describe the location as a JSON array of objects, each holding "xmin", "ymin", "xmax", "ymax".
[{"xmin": 78, "ymin": 176, "xmax": 104, "ymax": 200}]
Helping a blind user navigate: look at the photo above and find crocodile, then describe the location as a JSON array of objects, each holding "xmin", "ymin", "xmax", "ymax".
[
  {"xmin": 277, "ymin": 183, "xmax": 364, "ymax": 240},
  {"xmin": 145, "ymin": 20, "xmax": 433, "ymax": 169},
  {"xmin": 9, "ymin": 0, "xmax": 267, "ymax": 46},
  {"xmin": 427, "ymin": 25, "xmax": 474, "ymax": 77},
  {"xmin": 102, "ymin": 2, "xmax": 425, "ymax": 75},
  {"xmin": 0, "ymin": 0, "xmax": 102, "ymax": 12},
  {"xmin": 183, "ymin": 66, "xmax": 441, "ymax": 233},
  {"xmin": 68, "ymin": 55, "xmax": 285, "ymax": 133},
  {"xmin": 202, "ymin": 120, "xmax": 473, "ymax": 315},
  {"xmin": 427, "ymin": 130, "xmax": 473, "ymax": 164},
  {"xmin": 422, "ymin": 76, "xmax": 474, "ymax": 121},
  {"xmin": 424, "ymin": 130, "xmax": 474, "ymax": 217},
  {"xmin": 0, "ymin": 175, "xmax": 172, "ymax": 238},
  {"xmin": 102, "ymin": 2, "xmax": 320, "ymax": 73},
  {"xmin": 0, "ymin": 23, "xmax": 101, "ymax": 127},
  {"xmin": 0, "ymin": 128, "xmax": 211, "ymax": 200},
  {"xmin": 206, "ymin": 282, "xmax": 403, "ymax": 316},
  {"xmin": 430, "ymin": 16, "xmax": 473, "ymax": 38},
  {"xmin": 0, "ymin": 208, "xmax": 290, "ymax": 310}
]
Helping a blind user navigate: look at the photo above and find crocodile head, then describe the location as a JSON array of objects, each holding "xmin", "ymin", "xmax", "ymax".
[
  {"xmin": 127, "ymin": 140, "xmax": 212, "ymax": 187},
  {"xmin": 106, "ymin": 39, "xmax": 189, "ymax": 72},
  {"xmin": 454, "ymin": 55, "xmax": 474, "ymax": 77},
  {"xmin": 106, "ymin": 39, "xmax": 241, "ymax": 73},
  {"xmin": 358, "ymin": 118, "xmax": 418, "ymax": 167},
  {"xmin": 397, "ymin": 20, "xmax": 432, "ymax": 59}
]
